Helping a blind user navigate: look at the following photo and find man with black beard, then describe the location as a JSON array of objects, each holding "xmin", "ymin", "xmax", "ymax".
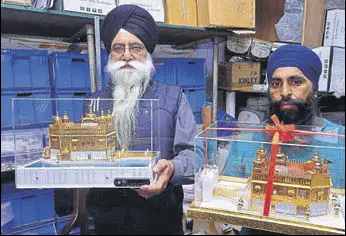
[
  {"xmin": 221, "ymin": 44, "xmax": 344, "ymax": 235},
  {"xmin": 266, "ymin": 44, "xmax": 324, "ymax": 127},
  {"xmin": 83, "ymin": 5, "xmax": 197, "ymax": 235}
]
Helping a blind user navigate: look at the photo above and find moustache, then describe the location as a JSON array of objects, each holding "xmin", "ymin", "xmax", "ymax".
[{"xmin": 272, "ymin": 98, "xmax": 307, "ymax": 109}]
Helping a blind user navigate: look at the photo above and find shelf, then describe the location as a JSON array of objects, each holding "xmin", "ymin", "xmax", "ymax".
[
  {"xmin": 218, "ymin": 87, "xmax": 268, "ymax": 94},
  {"xmin": 1, "ymin": 3, "xmax": 232, "ymax": 45}
]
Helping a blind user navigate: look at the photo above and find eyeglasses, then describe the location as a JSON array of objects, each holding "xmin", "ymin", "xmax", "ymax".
[{"xmin": 110, "ymin": 43, "xmax": 145, "ymax": 55}]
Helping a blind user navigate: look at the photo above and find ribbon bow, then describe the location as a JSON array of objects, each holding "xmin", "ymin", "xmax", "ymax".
[{"xmin": 264, "ymin": 114, "xmax": 296, "ymax": 143}]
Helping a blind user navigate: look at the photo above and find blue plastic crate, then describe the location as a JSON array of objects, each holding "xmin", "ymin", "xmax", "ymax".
[
  {"xmin": 6, "ymin": 220, "xmax": 57, "ymax": 235},
  {"xmin": 1, "ymin": 49, "xmax": 50, "ymax": 91},
  {"xmin": 176, "ymin": 58, "xmax": 206, "ymax": 87},
  {"xmin": 52, "ymin": 91, "xmax": 88, "ymax": 122},
  {"xmin": 101, "ymin": 49, "xmax": 111, "ymax": 88},
  {"xmin": 1, "ymin": 188, "xmax": 56, "ymax": 231},
  {"xmin": 194, "ymin": 112, "xmax": 202, "ymax": 124},
  {"xmin": 49, "ymin": 52, "xmax": 90, "ymax": 90},
  {"xmin": 183, "ymin": 87, "xmax": 206, "ymax": 113},
  {"xmin": 1, "ymin": 90, "xmax": 53, "ymax": 130},
  {"xmin": 152, "ymin": 58, "xmax": 177, "ymax": 86}
]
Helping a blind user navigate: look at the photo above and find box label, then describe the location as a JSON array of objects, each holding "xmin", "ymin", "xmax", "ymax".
[
  {"xmin": 63, "ymin": 0, "xmax": 116, "ymax": 15},
  {"xmin": 250, "ymin": 39, "xmax": 272, "ymax": 59},
  {"xmin": 227, "ymin": 35, "xmax": 252, "ymax": 54},
  {"xmin": 323, "ymin": 9, "xmax": 345, "ymax": 48},
  {"xmin": 330, "ymin": 47, "xmax": 345, "ymax": 96},
  {"xmin": 117, "ymin": 0, "xmax": 165, "ymax": 22},
  {"xmin": 312, "ymin": 47, "xmax": 331, "ymax": 92}
]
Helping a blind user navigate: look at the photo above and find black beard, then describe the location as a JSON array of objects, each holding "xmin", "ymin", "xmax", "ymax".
[{"xmin": 268, "ymin": 93, "xmax": 320, "ymax": 126}]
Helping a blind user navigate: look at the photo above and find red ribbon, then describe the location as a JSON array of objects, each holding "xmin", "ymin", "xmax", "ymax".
[
  {"xmin": 263, "ymin": 115, "xmax": 295, "ymax": 216},
  {"xmin": 264, "ymin": 114, "xmax": 295, "ymax": 143}
]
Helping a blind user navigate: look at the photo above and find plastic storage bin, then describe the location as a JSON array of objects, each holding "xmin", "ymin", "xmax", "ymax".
[
  {"xmin": 101, "ymin": 49, "xmax": 111, "ymax": 88},
  {"xmin": 176, "ymin": 58, "xmax": 206, "ymax": 87},
  {"xmin": 194, "ymin": 112, "xmax": 202, "ymax": 124},
  {"xmin": 6, "ymin": 220, "xmax": 57, "ymax": 235},
  {"xmin": 182, "ymin": 87, "xmax": 206, "ymax": 113},
  {"xmin": 1, "ymin": 49, "xmax": 50, "ymax": 91},
  {"xmin": 52, "ymin": 91, "xmax": 88, "ymax": 122},
  {"xmin": 49, "ymin": 52, "xmax": 90, "ymax": 91},
  {"xmin": 153, "ymin": 58, "xmax": 178, "ymax": 86},
  {"xmin": 1, "ymin": 188, "xmax": 55, "ymax": 231},
  {"xmin": 1, "ymin": 128, "xmax": 44, "ymax": 156},
  {"xmin": 1, "ymin": 91, "xmax": 53, "ymax": 130},
  {"xmin": 1, "ymin": 201, "xmax": 14, "ymax": 232}
]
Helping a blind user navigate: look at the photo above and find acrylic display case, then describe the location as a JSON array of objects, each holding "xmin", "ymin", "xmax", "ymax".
[
  {"xmin": 189, "ymin": 118, "xmax": 345, "ymax": 234},
  {"xmin": 12, "ymin": 98, "xmax": 161, "ymax": 189}
]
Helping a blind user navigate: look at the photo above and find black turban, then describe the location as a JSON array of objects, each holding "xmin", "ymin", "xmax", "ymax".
[{"xmin": 101, "ymin": 4, "xmax": 157, "ymax": 54}]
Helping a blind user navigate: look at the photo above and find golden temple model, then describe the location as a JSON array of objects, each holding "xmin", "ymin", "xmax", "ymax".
[
  {"xmin": 42, "ymin": 105, "xmax": 156, "ymax": 161},
  {"xmin": 42, "ymin": 105, "xmax": 116, "ymax": 161},
  {"xmin": 248, "ymin": 144, "xmax": 332, "ymax": 217}
]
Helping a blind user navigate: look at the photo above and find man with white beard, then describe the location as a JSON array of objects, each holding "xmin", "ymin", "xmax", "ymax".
[{"xmin": 84, "ymin": 5, "xmax": 197, "ymax": 235}]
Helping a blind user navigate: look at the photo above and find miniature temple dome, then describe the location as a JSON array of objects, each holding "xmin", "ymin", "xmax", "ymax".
[
  {"xmin": 62, "ymin": 111, "xmax": 69, "ymax": 123},
  {"xmin": 312, "ymin": 150, "xmax": 321, "ymax": 163},
  {"xmin": 311, "ymin": 150, "xmax": 323, "ymax": 172},
  {"xmin": 276, "ymin": 147, "xmax": 287, "ymax": 165},
  {"xmin": 53, "ymin": 112, "xmax": 62, "ymax": 125},
  {"xmin": 82, "ymin": 104, "xmax": 97, "ymax": 122},
  {"xmin": 254, "ymin": 143, "xmax": 266, "ymax": 164}
]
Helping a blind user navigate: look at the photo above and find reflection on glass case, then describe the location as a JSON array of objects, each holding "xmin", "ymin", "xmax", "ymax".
[
  {"xmin": 193, "ymin": 118, "xmax": 345, "ymax": 232},
  {"xmin": 13, "ymin": 98, "xmax": 160, "ymax": 189}
]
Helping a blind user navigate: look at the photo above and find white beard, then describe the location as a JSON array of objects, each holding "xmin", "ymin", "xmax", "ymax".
[{"xmin": 106, "ymin": 54, "xmax": 155, "ymax": 147}]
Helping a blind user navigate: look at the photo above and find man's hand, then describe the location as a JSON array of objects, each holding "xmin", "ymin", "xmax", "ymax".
[{"xmin": 135, "ymin": 159, "xmax": 174, "ymax": 199}]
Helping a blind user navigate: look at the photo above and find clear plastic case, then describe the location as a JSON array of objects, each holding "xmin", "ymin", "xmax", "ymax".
[
  {"xmin": 13, "ymin": 98, "xmax": 160, "ymax": 188},
  {"xmin": 193, "ymin": 119, "xmax": 345, "ymax": 231}
]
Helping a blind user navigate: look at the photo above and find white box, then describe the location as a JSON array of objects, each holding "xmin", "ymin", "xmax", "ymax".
[
  {"xmin": 313, "ymin": 46, "xmax": 345, "ymax": 96},
  {"xmin": 62, "ymin": 0, "xmax": 116, "ymax": 16},
  {"xmin": 116, "ymin": 0, "xmax": 164, "ymax": 22},
  {"xmin": 313, "ymin": 46, "xmax": 332, "ymax": 92},
  {"xmin": 329, "ymin": 47, "xmax": 345, "ymax": 97},
  {"xmin": 323, "ymin": 9, "xmax": 345, "ymax": 48}
]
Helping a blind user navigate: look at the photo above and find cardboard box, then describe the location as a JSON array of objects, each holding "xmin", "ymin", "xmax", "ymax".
[
  {"xmin": 164, "ymin": 0, "xmax": 197, "ymax": 27},
  {"xmin": 312, "ymin": 47, "xmax": 332, "ymax": 92},
  {"xmin": 57, "ymin": 0, "xmax": 116, "ymax": 15},
  {"xmin": 218, "ymin": 62, "xmax": 261, "ymax": 91},
  {"xmin": 312, "ymin": 46, "xmax": 345, "ymax": 94},
  {"xmin": 329, "ymin": 47, "xmax": 345, "ymax": 96},
  {"xmin": 323, "ymin": 9, "xmax": 345, "ymax": 48},
  {"xmin": 196, "ymin": 0, "xmax": 255, "ymax": 29},
  {"xmin": 116, "ymin": 0, "xmax": 165, "ymax": 22}
]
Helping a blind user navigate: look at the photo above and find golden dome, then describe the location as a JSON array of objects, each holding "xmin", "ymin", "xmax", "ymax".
[
  {"xmin": 254, "ymin": 143, "xmax": 266, "ymax": 164},
  {"xmin": 276, "ymin": 148, "xmax": 286, "ymax": 160},
  {"xmin": 62, "ymin": 111, "xmax": 69, "ymax": 123}
]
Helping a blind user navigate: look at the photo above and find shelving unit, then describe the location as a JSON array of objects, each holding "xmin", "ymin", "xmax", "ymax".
[
  {"xmin": 1, "ymin": 3, "xmax": 234, "ymax": 119},
  {"xmin": 1, "ymin": 4, "xmax": 231, "ymax": 44},
  {"xmin": 1, "ymin": 3, "xmax": 236, "ymax": 235}
]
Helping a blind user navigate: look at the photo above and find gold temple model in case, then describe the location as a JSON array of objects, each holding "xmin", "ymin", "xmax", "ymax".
[
  {"xmin": 42, "ymin": 105, "xmax": 156, "ymax": 162},
  {"xmin": 14, "ymin": 98, "xmax": 160, "ymax": 189},
  {"xmin": 190, "ymin": 121, "xmax": 345, "ymax": 234},
  {"xmin": 43, "ymin": 105, "xmax": 116, "ymax": 162},
  {"xmin": 249, "ymin": 145, "xmax": 332, "ymax": 218}
]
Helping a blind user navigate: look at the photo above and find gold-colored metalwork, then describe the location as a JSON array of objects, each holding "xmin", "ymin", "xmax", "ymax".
[
  {"xmin": 249, "ymin": 145, "xmax": 332, "ymax": 217},
  {"xmin": 187, "ymin": 201, "xmax": 345, "ymax": 235},
  {"xmin": 43, "ymin": 105, "xmax": 116, "ymax": 161},
  {"xmin": 42, "ymin": 105, "xmax": 157, "ymax": 161}
]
